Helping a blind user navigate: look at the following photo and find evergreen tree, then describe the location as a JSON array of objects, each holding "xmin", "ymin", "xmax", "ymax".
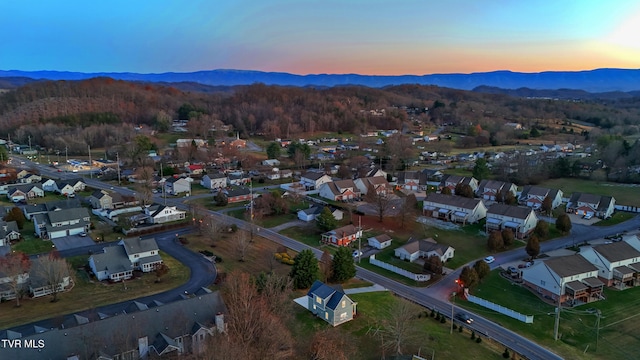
[
  {"xmin": 541, "ymin": 196, "xmax": 553, "ymax": 216},
  {"xmin": 534, "ymin": 220, "xmax": 549, "ymax": 240},
  {"xmin": 472, "ymin": 158, "xmax": 491, "ymax": 181},
  {"xmin": 266, "ymin": 142, "xmax": 281, "ymax": 159},
  {"xmin": 316, "ymin": 207, "xmax": 337, "ymax": 232},
  {"xmin": 214, "ymin": 191, "xmax": 228, "ymax": 206},
  {"xmin": 289, "ymin": 249, "xmax": 319, "ymax": 289},
  {"xmin": 331, "ymin": 247, "xmax": 356, "ymax": 283},
  {"xmin": 556, "ymin": 213, "xmax": 572, "ymax": 235}
]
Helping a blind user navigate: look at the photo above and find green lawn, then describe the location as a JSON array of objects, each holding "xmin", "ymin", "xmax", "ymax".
[
  {"xmin": 593, "ymin": 212, "xmax": 635, "ymax": 226},
  {"xmin": 289, "ymin": 291, "xmax": 502, "ymax": 359},
  {"xmin": 539, "ymin": 178, "xmax": 640, "ymax": 207},
  {"xmin": 459, "ymin": 270, "xmax": 640, "ymax": 360},
  {"xmin": 280, "ymin": 226, "xmax": 324, "ymax": 248}
]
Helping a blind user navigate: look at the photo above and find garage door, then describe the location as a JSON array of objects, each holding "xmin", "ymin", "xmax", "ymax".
[{"xmin": 50, "ymin": 230, "xmax": 67, "ymax": 239}]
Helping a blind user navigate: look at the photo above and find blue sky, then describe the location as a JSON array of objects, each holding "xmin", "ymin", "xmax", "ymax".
[{"xmin": 1, "ymin": 0, "xmax": 639, "ymax": 74}]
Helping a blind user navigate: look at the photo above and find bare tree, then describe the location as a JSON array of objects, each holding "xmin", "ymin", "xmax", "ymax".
[
  {"xmin": 397, "ymin": 193, "xmax": 417, "ymax": 227},
  {"xmin": 31, "ymin": 252, "xmax": 73, "ymax": 302},
  {"xmin": 365, "ymin": 183, "xmax": 393, "ymax": 222},
  {"xmin": 132, "ymin": 166, "xmax": 155, "ymax": 205},
  {"xmin": 201, "ymin": 214, "xmax": 222, "ymax": 247},
  {"xmin": 319, "ymin": 250, "xmax": 334, "ymax": 282},
  {"xmin": 0, "ymin": 252, "xmax": 30, "ymax": 307},
  {"xmin": 234, "ymin": 231, "xmax": 251, "ymax": 262},
  {"xmin": 308, "ymin": 328, "xmax": 355, "ymax": 360},
  {"xmin": 377, "ymin": 299, "xmax": 421, "ymax": 356}
]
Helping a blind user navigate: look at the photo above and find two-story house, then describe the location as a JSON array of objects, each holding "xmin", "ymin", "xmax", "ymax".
[
  {"xmin": 33, "ymin": 207, "xmax": 91, "ymax": 239},
  {"xmin": 522, "ymin": 254, "xmax": 604, "ymax": 305},
  {"xmin": 439, "ymin": 175, "xmax": 479, "ymax": 194},
  {"xmin": 144, "ymin": 205, "xmax": 187, "ymax": 224},
  {"xmin": 422, "ymin": 193, "xmax": 487, "ymax": 225},
  {"xmin": 223, "ymin": 186, "xmax": 253, "ymax": 203},
  {"xmin": 306, "ymin": 280, "xmax": 357, "ymax": 326},
  {"xmin": 164, "ymin": 176, "xmax": 192, "ymax": 196},
  {"xmin": 567, "ymin": 192, "xmax": 616, "ymax": 219},
  {"xmin": 476, "ymin": 180, "xmax": 517, "ymax": 201},
  {"xmin": 321, "ymin": 224, "xmax": 362, "ymax": 247},
  {"xmin": 201, "ymin": 173, "xmax": 228, "ymax": 190},
  {"xmin": 300, "ymin": 171, "xmax": 332, "ymax": 191},
  {"xmin": 0, "ymin": 221, "xmax": 20, "ymax": 246},
  {"xmin": 227, "ymin": 172, "xmax": 251, "ymax": 186},
  {"xmin": 519, "ymin": 186, "xmax": 564, "ymax": 210},
  {"xmin": 579, "ymin": 242, "xmax": 640, "ymax": 289},
  {"xmin": 318, "ymin": 180, "xmax": 360, "ymax": 202},
  {"xmin": 485, "ymin": 203, "xmax": 538, "ymax": 239},
  {"xmin": 19, "ymin": 173, "xmax": 42, "ymax": 184},
  {"xmin": 119, "ymin": 237, "xmax": 163, "ymax": 273},
  {"xmin": 88, "ymin": 245, "xmax": 134, "ymax": 281},
  {"xmin": 395, "ymin": 171, "xmax": 421, "ymax": 191},
  {"xmin": 354, "ymin": 176, "xmax": 390, "ymax": 196}
]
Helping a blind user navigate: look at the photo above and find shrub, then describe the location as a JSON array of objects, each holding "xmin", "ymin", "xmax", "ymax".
[
  {"xmin": 430, "ymin": 309, "xmax": 435, "ymax": 318},
  {"xmin": 471, "ymin": 331, "xmax": 476, "ymax": 340},
  {"xmin": 440, "ymin": 317, "xmax": 446, "ymax": 324},
  {"xmin": 452, "ymin": 324, "xmax": 458, "ymax": 330},
  {"xmin": 230, "ymin": 224, "xmax": 238, "ymax": 233},
  {"xmin": 275, "ymin": 253, "xmax": 283, "ymax": 260},
  {"xmin": 459, "ymin": 325, "xmax": 463, "ymax": 333},
  {"xmin": 503, "ymin": 348, "xmax": 510, "ymax": 359},
  {"xmin": 215, "ymin": 257, "xmax": 223, "ymax": 263},
  {"xmin": 476, "ymin": 337, "xmax": 482, "ymax": 343},
  {"xmin": 178, "ymin": 237, "xmax": 189, "ymax": 244}
]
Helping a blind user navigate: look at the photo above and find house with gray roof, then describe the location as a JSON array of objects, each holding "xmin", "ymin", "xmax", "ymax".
[
  {"xmin": 422, "ymin": 193, "xmax": 487, "ymax": 225},
  {"xmin": 579, "ymin": 241, "xmax": 640, "ymax": 289},
  {"xmin": 394, "ymin": 238, "xmax": 455, "ymax": 263},
  {"xmin": 119, "ymin": 237, "xmax": 163, "ymax": 273},
  {"xmin": 0, "ymin": 291, "xmax": 227, "ymax": 360},
  {"xmin": 32, "ymin": 207, "xmax": 90, "ymax": 239},
  {"xmin": 522, "ymin": 254, "xmax": 604, "ymax": 306},
  {"xmin": 566, "ymin": 192, "xmax": 615, "ymax": 219},
  {"xmin": 439, "ymin": 175, "xmax": 479, "ymax": 194},
  {"xmin": 144, "ymin": 205, "xmax": 186, "ymax": 224},
  {"xmin": 6, "ymin": 183, "xmax": 44, "ymax": 202},
  {"xmin": 0, "ymin": 220, "xmax": 20, "ymax": 246},
  {"xmin": 485, "ymin": 203, "xmax": 538, "ymax": 239},
  {"xmin": 476, "ymin": 179, "xmax": 517, "ymax": 201},
  {"xmin": 22, "ymin": 199, "xmax": 81, "ymax": 220},
  {"xmin": 88, "ymin": 245, "xmax": 134, "ymax": 281},
  {"xmin": 297, "ymin": 205, "xmax": 324, "ymax": 222},
  {"xmin": 307, "ymin": 280, "xmax": 357, "ymax": 326},
  {"xmin": 519, "ymin": 185, "xmax": 563, "ymax": 210},
  {"xmin": 164, "ymin": 176, "xmax": 192, "ymax": 195}
]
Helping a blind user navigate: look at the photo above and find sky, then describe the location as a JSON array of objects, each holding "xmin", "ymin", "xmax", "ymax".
[{"xmin": 1, "ymin": 0, "xmax": 640, "ymax": 75}]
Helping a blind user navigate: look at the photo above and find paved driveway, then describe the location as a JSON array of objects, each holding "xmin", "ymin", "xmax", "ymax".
[{"xmin": 52, "ymin": 236, "xmax": 95, "ymax": 250}]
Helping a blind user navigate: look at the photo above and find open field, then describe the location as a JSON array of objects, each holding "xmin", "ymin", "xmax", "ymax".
[
  {"xmin": 594, "ymin": 212, "xmax": 635, "ymax": 226},
  {"xmin": 459, "ymin": 270, "xmax": 640, "ymax": 360},
  {"xmin": 0, "ymin": 251, "xmax": 189, "ymax": 329},
  {"xmin": 289, "ymin": 290, "xmax": 504, "ymax": 359},
  {"xmin": 539, "ymin": 178, "xmax": 640, "ymax": 207}
]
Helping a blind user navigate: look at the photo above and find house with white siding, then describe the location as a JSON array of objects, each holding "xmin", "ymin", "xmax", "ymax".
[
  {"xmin": 566, "ymin": 192, "xmax": 615, "ymax": 219},
  {"xmin": 485, "ymin": 204, "xmax": 538, "ymax": 239},
  {"xmin": 519, "ymin": 186, "xmax": 564, "ymax": 210},
  {"xmin": 579, "ymin": 242, "xmax": 640, "ymax": 289},
  {"xmin": 422, "ymin": 193, "xmax": 487, "ymax": 225}
]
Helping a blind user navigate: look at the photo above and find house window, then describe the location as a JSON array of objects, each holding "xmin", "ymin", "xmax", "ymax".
[
  {"xmin": 342, "ymin": 300, "xmax": 346, "ymax": 308},
  {"xmin": 340, "ymin": 312, "xmax": 347, "ymax": 320},
  {"xmin": 325, "ymin": 312, "xmax": 329, "ymax": 320},
  {"xmin": 316, "ymin": 296, "xmax": 321, "ymax": 304}
]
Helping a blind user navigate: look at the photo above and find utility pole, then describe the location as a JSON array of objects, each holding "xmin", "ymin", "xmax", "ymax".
[
  {"xmin": 65, "ymin": 146, "xmax": 68, "ymax": 163},
  {"xmin": 358, "ymin": 216, "xmax": 362, "ymax": 264},
  {"xmin": 88, "ymin": 144, "xmax": 92, "ymax": 179},
  {"xmin": 28, "ymin": 135, "xmax": 31, "ymax": 151},
  {"xmin": 161, "ymin": 162, "xmax": 166, "ymax": 206},
  {"xmin": 116, "ymin": 152, "xmax": 121, "ymax": 186},
  {"xmin": 249, "ymin": 180, "xmax": 254, "ymax": 241},
  {"xmin": 450, "ymin": 292, "xmax": 456, "ymax": 334},
  {"xmin": 595, "ymin": 309, "xmax": 602, "ymax": 350},
  {"xmin": 554, "ymin": 285, "xmax": 562, "ymax": 340}
]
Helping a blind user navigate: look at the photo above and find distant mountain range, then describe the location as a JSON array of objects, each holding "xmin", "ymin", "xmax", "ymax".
[{"xmin": 1, "ymin": 68, "xmax": 640, "ymax": 93}]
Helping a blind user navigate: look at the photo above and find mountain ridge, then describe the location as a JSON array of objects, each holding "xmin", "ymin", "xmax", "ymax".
[{"xmin": 1, "ymin": 68, "xmax": 640, "ymax": 92}]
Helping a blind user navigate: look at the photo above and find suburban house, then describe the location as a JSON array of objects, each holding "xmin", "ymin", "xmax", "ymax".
[
  {"xmin": 88, "ymin": 190, "xmax": 138, "ymax": 210},
  {"xmin": 367, "ymin": 234, "xmax": 393, "ymax": 249},
  {"xmin": 300, "ymin": 171, "xmax": 332, "ymax": 190},
  {"xmin": 19, "ymin": 173, "xmax": 42, "ymax": 184},
  {"xmin": 566, "ymin": 192, "xmax": 616, "ymax": 219},
  {"xmin": 354, "ymin": 176, "xmax": 390, "ymax": 196},
  {"xmin": 439, "ymin": 175, "xmax": 479, "ymax": 194},
  {"xmin": 224, "ymin": 186, "xmax": 253, "ymax": 203},
  {"xmin": 522, "ymin": 254, "xmax": 604, "ymax": 305},
  {"xmin": 119, "ymin": 237, "xmax": 163, "ymax": 273},
  {"xmin": 306, "ymin": 280, "xmax": 357, "ymax": 326},
  {"xmin": 227, "ymin": 172, "xmax": 251, "ymax": 186},
  {"xmin": 422, "ymin": 193, "xmax": 487, "ymax": 225},
  {"xmin": 579, "ymin": 242, "xmax": 640, "ymax": 289},
  {"xmin": 41, "ymin": 178, "xmax": 57, "ymax": 192},
  {"xmin": 395, "ymin": 171, "xmax": 422, "ymax": 191},
  {"xmin": 262, "ymin": 159, "xmax": 280, "ymax": 166},
  {"xmin": 475, "ymin": 180, "xmax": 517, "ymax": 201},
  {"xmin": 6, "ymin": 183, "xmax": 44, "ymax": 202},
  {"xmin": 297, "ymin": 205, "xmax": 324, "ymax": 222},
  {"xmin": 164, "ymin": 176, "xmax": 192, "ymax": 196},
  {"xmin": 0, "ymin": 291, "xmax": 227, "ymax": 360},
  {"xmin": 321, "ymin": 224, "xmax": 362, "ymax": 247},
  {"xmin": 201, "ymin": 173, "xmax": 228, "ymax": 190},
  {"xmin": 186, "ymin": 164, "xmax": 205, "ymax": 175},
  {"xmin": 485, "ymin": 204, "xmax": 538, "ymax": 239},
  {"xmin": 318, "ymin": 180, "xmax": 360, "ymax": 202},
  {"xmin": 144, "ymin": 205, "xmax": 186, "ymax": 224},
  {"xmin": 280, "ymin": 169, "xmax": 293, "ymax": 179},
  {"xmin": 89, "ymin": 245, "xmax": 134, "ymax": 281},
  {"xmin": 365, "ymin": 166, "xmax": 387, "ymax": 179},
  {"xmin": 519, "ymin": 186, "xmax": 564, "ymax": 210},
  {"xmin": 394, "ymin": 238, "xmax": 455, "ymax": 263},
  {"xmin": 33, "ymin": 207, "xmax": 91, "ymax": 239},
  {"xmin": 0, "ymin": 221, "xmax": 20, "ymax": 246}
]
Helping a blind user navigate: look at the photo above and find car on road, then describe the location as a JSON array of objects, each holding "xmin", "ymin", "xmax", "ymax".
[
  {"xmin": 352, "ymin": 250, "xmax": 363, "ymax": 258},
  {"xmin": 455, "ymin": 312, "xmax": 474, "ymax": 324},
  {"xmin": 484, "ymin": 256, "xmax": 495, "ymax": 264}
]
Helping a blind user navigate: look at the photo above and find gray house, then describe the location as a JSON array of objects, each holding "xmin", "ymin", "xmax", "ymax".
[
  {"xmin": 88, "ymin": 245, "xmax": 135, "ymax": 282},
  {"xmin": 33, "ymin": 207, "xmax": 91, "ymax": 239},
  {"xmin": 306, "ymin": 280, "xmax": 357, "ymax": 326}
]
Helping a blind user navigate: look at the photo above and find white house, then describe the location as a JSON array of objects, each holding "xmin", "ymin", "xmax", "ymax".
[
  {"xmin": 319, "ymin": 180, "xmax": 360, "ymax": 202},
  {"xmin": 519, "ymin": 186, "xmax": 564, "ymax": 210},
  {"xmin": 521, "ymin": 255, "xmax": 604, "ymax": 305},
  {"xmin": 297, "ymin": 206, "xmax": 324, "ymax": 222},
  {"xmin": 88, "ymin": 245, "xmax": 134, "ymax": 282},
  {"xmin": 164, "ymin": 176, "xmax": 192, "ymax": 196},
  {"xmin": 354, "ymin": 177, "xmax": 390, "ymax": 196},
  {"xmin": 145, "ymin": 205, "xmax": 186, "ymax": 224},
  {"xmin": 476, "ymin": 180, "xmax": 517, "ymax": 201},
  {"xmin": 566, "ymin": 193, "xmax": 615, "ymax": 219},
  {"xmin": 485, "ymin": 204, "xmax": 538, "ymax": 239},
  {"xmin": 201, "ymin": 173, "xmax": 228, "ymax": 190},
  {"xmin": 33, "ymin": 207, "xmax": 91, "ymax": 239},
  {"xmin": 439, "ymin": 175, "xmax": 479, "ymax": 194},
  {"xmin": 300, "ymin": 171, "xmax": 332, "ymax": 191},
  {"xmin": 367, "ymin": 234, "xmax": 392, "ymax": 249},
  {"xmin": 422, "ymin": 193, "xmax": 487, "ymax": 225},
  {"xmin": 262, "ymin": 159, "xmax": 280, "ymax": 166},
  {"xmin": 579, "ymin": 242, "xmax": 640, "ymax": 289},
  {"xmin": 119, "ymin": 237, "xmax": 163, "ymax": 273},
  {"xmin": 394, "ymin": 238, "xmax": 454, "ymax": 263}
]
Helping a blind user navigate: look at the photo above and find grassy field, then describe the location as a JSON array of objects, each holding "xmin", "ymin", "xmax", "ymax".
[
  {"xmin": 288, "ymin": 290, "xmax": 504, "ymax": 359},
  {"xmin": 539, "ymin": 178, "xmax": 640, "ymax": 207},
  {"xmin": 459, "ymin": 270, "xmax": 640, "ymax": 360},
  {"xmin": 0, "ymin": 251, "xmax": 189, "ymax": 329},
  {"xmin": 594, "ymin": 212, "xmax": 635, "ymax": 226}
]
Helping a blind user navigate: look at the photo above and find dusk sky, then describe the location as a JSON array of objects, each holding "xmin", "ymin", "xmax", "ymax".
[{"xmin": 2, "ymin": 0, "xmax": 639, "ymax": 75}]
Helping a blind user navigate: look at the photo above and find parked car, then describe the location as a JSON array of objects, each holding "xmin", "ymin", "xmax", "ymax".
[
  {"xmin": 583, "ymin": 213, "xmax": 593, "ymax": 220},
  {"xmin": 455, "ymin": 312, "xmax": 474, "ymax": 324},
  {"xmin": 507, "ymin": 266, "xmax": 518, "ymax": 274},
  {"xmin": 79, "ymin": 232, "xmax": 87, "ymax": 237},
  {"xmin": 484, "ymin": 256, "xmax": 495, "ymax": 264},
  {"xmin": 352, "ymin": 250, "xmax": 363, "ymax": 258}
]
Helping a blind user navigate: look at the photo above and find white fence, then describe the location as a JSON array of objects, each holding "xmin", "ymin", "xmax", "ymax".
[
  {"xmin": 615, "ymin": 205, "xmax": 640, "ymax": 213},
  {"xmin": 369, "ymin": 255, "xmax": 431, "ymax": 282},
  {"xmin": 466, "ymin": 294, "xmax": 534, "ymax": 323}
]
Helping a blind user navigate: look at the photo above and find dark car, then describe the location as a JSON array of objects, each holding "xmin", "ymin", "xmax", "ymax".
[{"xmin": 455, "ymin": 312, "xmax": 473, "ymax": 324}]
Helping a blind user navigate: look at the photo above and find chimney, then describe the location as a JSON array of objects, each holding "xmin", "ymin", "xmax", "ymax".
[{"xmin": 215, "ymin": 313, "xmax": 226, "ymax": 333}]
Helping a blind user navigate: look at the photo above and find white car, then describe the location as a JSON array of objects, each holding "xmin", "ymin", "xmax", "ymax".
[
  {"xmin": 484, "ymin": 256, "xmax": 495, "ymax": 264},
  {"xmin": 352, "ymin": 250, "xmax": 363, "ymax": 258}
]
